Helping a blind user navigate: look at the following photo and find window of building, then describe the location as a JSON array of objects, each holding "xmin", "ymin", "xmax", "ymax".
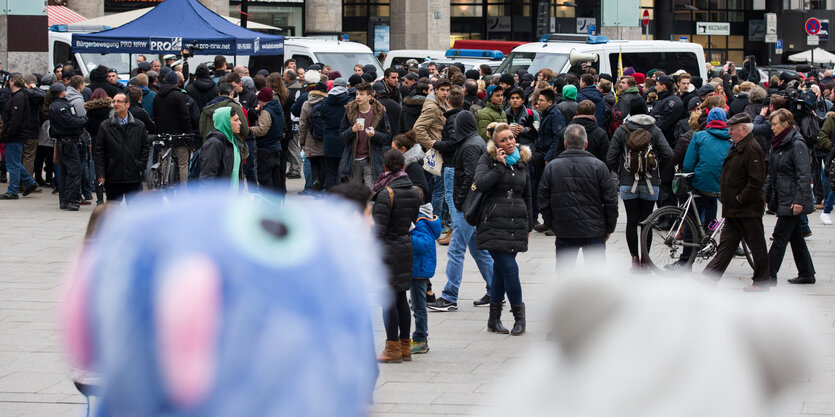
[
  {"xmin": 452, "ymin": 0, "xmax": 483, "ymax": 17},
  {"xmin": 229, "ymin": 3, "xmax": 303, "ymax": 36}
]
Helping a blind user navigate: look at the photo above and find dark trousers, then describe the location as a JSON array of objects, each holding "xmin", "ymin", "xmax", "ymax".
[
  {"xmin": 256, "ymin": 149, "xmax": 285, "ymax": 193},
  {"xmin": 244, "ymin": 139, "xmax": 257, "ymax": 185},
  {"xmin": 531, "ymin": 151, "xmax": 546, "ymax": 218},
  {"xmin": 104, "ymin": 182, "xmax": 142, "ymax": 204},
  {"xmin": 555, "ymin": 236, "xmax": 606, "ymax": 264},
  {"xmin": 768, "ymin": 215, "xmax": 816, "ymax": 279},
  {"xmin": 488, "ymin": 250, "xmax": 523, "ymax": 306},
  {"xmin": 623, "ymin": 198, "xmax": 656, "ymax": 258},
  {"xmin": 704, "ymin": 217, "xmax": 770, "ymax": 281},
  {"xmin": 308, "ymin": 155, "xmax": 326, "ymax": 190},
  {"xmin": 657, "ymin": 165, "xmax": 676, "ymax": 208},
  {"xmin": 57, "ymin": 139, "xmax": 83, "ymax": 206},
  {"xmin": 323, "ymin": 156, "xmax": 341, "ymax": 190},
  {"xmin": 383, "ymin": 290, "xmax": 410, "ymax": 342},
  {"xmin": 34, "ymin": 145, "xmax": 54, "ymax": 184}
]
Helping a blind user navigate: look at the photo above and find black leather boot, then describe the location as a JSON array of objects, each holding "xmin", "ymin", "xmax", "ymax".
[
  {"xmin": 510, "ymin": 303, "xmax": 526, "ymax": 336},
  {"xmin": 487, "ymin": 302, "xmax": 509, "ymax": 334}
]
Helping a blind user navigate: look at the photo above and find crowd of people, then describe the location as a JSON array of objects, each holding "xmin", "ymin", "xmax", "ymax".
[{"xmin": 3, "ymin": 52, "xmax": 834, "ymax": 362}]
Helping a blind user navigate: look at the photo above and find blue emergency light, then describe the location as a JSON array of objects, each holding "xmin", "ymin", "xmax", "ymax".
[
  {"xmin": 444, "ymin": 49, "xmax": 504, "ymax": 60},
  {"xmin": 538, "ymin": 33, "xmax": 609, "ymax": 44}
]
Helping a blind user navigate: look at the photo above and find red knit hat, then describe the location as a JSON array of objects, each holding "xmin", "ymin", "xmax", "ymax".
[{"xmin": 256, "ymin": 87, "xmax": 274, "ymax": 102}]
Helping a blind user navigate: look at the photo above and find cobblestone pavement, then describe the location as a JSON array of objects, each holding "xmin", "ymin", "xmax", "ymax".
[{"xmin": 1, "ymin": 180, "xmax": 834, "ymax": 416}]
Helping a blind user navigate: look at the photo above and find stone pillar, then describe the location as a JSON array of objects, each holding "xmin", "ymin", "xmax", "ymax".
[
  {"xmin": 305, "ymin": 0, "xmax": 342, "ymax": 36},
  {"xmin": 390, "ymin": 0, "xmax": 450, "ymax": 50},
  {"xmin": 0, "ymin": 1, "xmax": 48, "ymax": 76},
  {"xmin": 67, "ymin": 0, "xmax": 103, "ymax": 19},
  {"xmin": 199, "ymin": 0, "xmax": 230, "ymax": 16}
]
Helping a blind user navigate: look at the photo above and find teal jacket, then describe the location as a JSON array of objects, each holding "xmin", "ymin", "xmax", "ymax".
[{"xmin": 683, "ymin": 127, "xmax": 732, "ymax": 195}]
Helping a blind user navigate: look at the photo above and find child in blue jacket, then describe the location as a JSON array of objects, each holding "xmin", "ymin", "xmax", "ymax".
[{"xmin": 410, "ymin": 202, "xmax": 441, "ymax": 354}]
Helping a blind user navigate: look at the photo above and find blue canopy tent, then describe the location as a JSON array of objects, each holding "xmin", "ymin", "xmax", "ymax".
[{"xmin": 71, "ymin": 0, "xmax": 283, "ymax": 56}]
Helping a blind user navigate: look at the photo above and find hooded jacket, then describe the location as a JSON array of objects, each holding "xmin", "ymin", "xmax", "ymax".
[
  {"xmin": 403, "ymin": 143, "xmax": 430, "ymax": 202},
  {"xmin": 474, "ymin": 141, "xmax": 533, "ymax": 253},
  {"xmin": 576, "ymin": 85, "xmax": 606, "ymax": 128},
  {"xmin": 399, "ymin": 94, "xmax": 425, "ymax": 134},
  {"xmin": 505, "ymin": 105, "xmax": 539, "ymax": 148},
  {"xmin": 433, "ymin": 107, "xmax": 464, "ymax": 168},
  {"xmin": 538, "ymin": 148, "xmax": 618, "ymax": 239},
  {"xmin": 452, "ymin": 111, "xmax": 485, "ymax": 210},
  {"xmin": 372, "ymin": 175, "xmax": 421, "ymax": 292},
  {"xmin": 1, "ymin": 88, "xmax": 39, "ymax": 143},
  {"xmin": 476, "ymin": 101, "xmax": 508, "ymax": 141},
  {"xmin": 650, "ymin": 90, "xmax": 684, "ymax": 146},
  {"xmin": 683, "ymin": 126, "xmax": 732, "ymax": 195},
  {"xmin": 298, "ymin": 90, "xmax": 328, "ymax": 157},
  {"xmin": 559, "ymin": 85, "xmax": 578, "ymax": 123},
  {"xmin": 374, "ymin": 83, "xmax": 402, "ymax": 136},
  {"xmin": 413, "ymin": 94, "xmax": 447, "ymax": 149},
  {"xmin": 187, "ymin": 64, "xmax": 219, "ymax": 110},
  {"xmin": 198, "ymin": 96, "xmax": 249, "ymax": 158},
  {"xmin": 93, "ymin": 111, "xmax": 149, "ymax": 184},
  {"xmin": 153, "ymin": 84, "xmax": 193, "ymax": 138},
  {"xmin": 720, "ymin": 133, "xmax": 766, "ymax": 218},
  {"xmin": 411, "ymin": 210, "xmax": 442, "ymax": 278},
  {"xmin": 615, "ymin": 87, "xmax": 646, "ymax": 122},
  {"xmin": 764, "ymin": 128, "xmax": 815, "ymax": 217},
  {"xmin": 128, "ymin": 103, "xmax": 156, "ymax": 135},
  {"xmin": 552, "ymin": 116, "xmax": 609, "ymax": 163},
  {"xmin": 199, "ymin": 107, "xmax": 242, "ymax": 188},
  {"xmin": 66, "ymin": 86, "xmax": 86, "ymax": 118},
  {"xmin": 84, "ymin": 97, "xmax": 113, "ymax": 141},
  {"xmin": 138, "ymin": 85, "xmax": 156, "ymax": 119},
  {"xmin": 606, "ymin": 114, "xmax": 673, "ymax": 188},
  {"xmin": 539, "ymin": 104, "xmax": 567, "ymax": 160},
  {"xmin": 321, "ymin": 86, "xmax": 352, "ymax": 158},
  {"xmin": 338, "ymin": 98, "xmax": 391, "ymax": 181},
  {"xmin": 88, "ymin": 65, "xmax": 119, "ymax": 98}
]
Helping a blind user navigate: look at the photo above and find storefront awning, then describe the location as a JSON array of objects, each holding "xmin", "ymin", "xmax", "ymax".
[{"xmin": 47, "ymin": 5, "xmax": 86, "ymax": 27}]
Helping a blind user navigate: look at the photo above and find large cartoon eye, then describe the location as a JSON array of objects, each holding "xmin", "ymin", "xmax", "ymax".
[{"xmin": 225, "ymin": 197, "xmax": 315, "ymax": 267}]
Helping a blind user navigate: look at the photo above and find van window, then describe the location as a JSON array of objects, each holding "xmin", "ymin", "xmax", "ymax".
[
  {"xmin": 292, "ymin": 54, "xmax": 314, "ymax": 72},
  {"xmin": 608, "ymin": 52, "xmax": 700, "ymax": 78},
  {"xmin": 53, "ymin": 41, "xmax": 78, "ymax": 69},
  {"xmin": 496, "ymin": 52, "xmax": 569, "ymax": 76},
  {"xmin": 314, "ymin": 52, "xmax": 383, "ymax": 79},
  {"xmin": 250, "ymin": 55, "xmax": 284, "ymax": 76}
]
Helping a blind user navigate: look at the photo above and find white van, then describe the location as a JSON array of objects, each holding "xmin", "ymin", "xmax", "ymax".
[
  {"xmin": 495, "ymin": 35, "xmax": 708, "ymax": 81},
  {"xmin": 49, "ymin": 28, "xmax": 382, "ymax": 80},
  {"xmin": 382, "ymin": 50, "xmax": 446, "ymax": 69}
]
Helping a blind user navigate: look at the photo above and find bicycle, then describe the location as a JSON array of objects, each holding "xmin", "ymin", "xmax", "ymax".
[
  {"xmin": 639, "ymin": 172, "xmax": 754, "ymax": 273},
  {"xmin": 146, "ymin": 134, "xmax": 193, "ymax": 190}
]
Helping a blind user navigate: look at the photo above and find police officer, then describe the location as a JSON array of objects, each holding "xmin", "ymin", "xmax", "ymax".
[
  {"xmin": 650, "ymin": 75, "xmax": 684, "ymax": 208},
  {"xmin": 48, "ymin": 83, "xmax": 88, "ymax": 211}
]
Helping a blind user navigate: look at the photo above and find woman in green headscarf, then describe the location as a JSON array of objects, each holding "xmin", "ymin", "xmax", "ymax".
[{"xmin": 199, "ymin": 106, "xmax": 242, "ymax": 190}]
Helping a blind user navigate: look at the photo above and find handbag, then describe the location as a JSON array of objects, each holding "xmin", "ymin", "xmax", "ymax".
[
  {"xmin": 422, "ymin": 148, "xmax": 443, "ymax": 176},
  {"xmin": 462, "ymin": 182, "xmax": 486, "ymax": 226}
]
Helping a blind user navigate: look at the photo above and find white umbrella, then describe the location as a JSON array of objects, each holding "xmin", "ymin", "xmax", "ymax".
[{"xmin": 787, "ymin": 47, "xmax": 835, "ymax": 65}]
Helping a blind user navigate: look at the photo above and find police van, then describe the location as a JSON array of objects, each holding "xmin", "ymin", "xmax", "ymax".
[{"xmin": 495, "ymin": 34, "xmax": 708, "ymax": 81}]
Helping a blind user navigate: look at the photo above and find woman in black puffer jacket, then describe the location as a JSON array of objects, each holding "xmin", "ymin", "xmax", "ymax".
[
  {"xmin": 372, "ymin": 149, "xmax": 421, "ymax": 363},
  {"xmin": 474, "ymin": 122, "xmax": 532, "ymax": 336},
  {"xmin": 764, "ymin": 109, "xmax": 816, "ymax": 284}
]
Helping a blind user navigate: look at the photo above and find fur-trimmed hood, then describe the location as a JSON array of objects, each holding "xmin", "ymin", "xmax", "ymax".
[
  {"xmin": 485, "ymin": 141, "xmax": 532, "ymax": 164},
  {"xmin": 344, "ymin": 98, "xmax": 386, "ymax": 128},
  {"xmin": 84, "ymin": 97, "xmax": 112, "ymax": 111},
  {"xmin": 403, "ymin": 143, "xmax": 425, "ymax": 167}
]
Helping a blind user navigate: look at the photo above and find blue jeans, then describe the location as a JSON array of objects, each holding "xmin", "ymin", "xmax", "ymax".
[
  {"xmin": 431, "ymin": 169, "xmax": 447, "ymax": 227},
  {"xmin": 303, "ymin": 156, "xmax": 313, "ymax": 190},
  {"xmin": 82, "ymin": 153, "xmax": 94, "ymax": 197},
  {"xmin": 4, "ymin": 142, "xmax": 35, "ymax": 195},
  {"xmin": 488, "ymin": 250, "xmax": 522, "ymax": 306},
  {"xmin": 824, "ymin": 192, "xmax": 835, "ymax": 214},
  {"xmin": 619, "ymin": 184, "xmax": 660, "ymax": 201},
  {"xmin": 410, "ymin": 279, "xmax": 429, "ymax": 342},
  {"xmin": 440, "ymin": 166, "xmax": 493, "ymax": 304}
]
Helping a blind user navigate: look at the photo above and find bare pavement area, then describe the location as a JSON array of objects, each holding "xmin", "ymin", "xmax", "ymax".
[{"xmin": 1, "ymin": 178, "xmax": 835, "ymax": 417}]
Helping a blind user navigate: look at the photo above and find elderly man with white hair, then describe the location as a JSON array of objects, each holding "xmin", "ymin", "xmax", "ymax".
[{"xmin": 703, "ymin": 112, "xmax": 771, "ymax": 291}]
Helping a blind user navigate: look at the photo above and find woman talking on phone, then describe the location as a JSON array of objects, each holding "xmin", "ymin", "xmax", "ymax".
[{"xmin": 474, "ymin": 122, "xmax": 533, "ymax": 336}]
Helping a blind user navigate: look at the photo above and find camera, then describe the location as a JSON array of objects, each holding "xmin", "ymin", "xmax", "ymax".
[{"xmin": 182, "ymin": 40, "xmax": 202, "ymax": 58}]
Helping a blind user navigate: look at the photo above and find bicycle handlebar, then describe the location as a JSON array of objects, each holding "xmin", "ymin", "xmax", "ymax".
[{"xmin": 149, "ymin": 133, "xmax": 195, "ymax": 147}]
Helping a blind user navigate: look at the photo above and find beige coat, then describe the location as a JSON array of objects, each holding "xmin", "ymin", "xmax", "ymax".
[
  {"xmin": 298, "ymin": 90, "xmax": 328, "ymax": 157},
  {"xmin": 412, "ymin": 95, "xmax": 447, "ymax": 149}
]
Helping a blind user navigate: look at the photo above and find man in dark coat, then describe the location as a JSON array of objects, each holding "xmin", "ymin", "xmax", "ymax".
[
  {"xmin": 48, "ymin": 83, "xmax": 87, "ymax": 209},
  {"xmin": 154, "ymin": 71, "xmax": 194, "ymax": 182},
  {"xmin": 1, "ymin": 74, "xmax": 40, "ymax": 199},
  {"xmin": 576, "ymin": 74, "xmax": 606, "ymax": 128},
  {"xmin": 533, "ymin": 88, "xmax": 566, "ymax": 231},
  {"xmin": 94, "ymin": 93, "xmax": 149, "ymax": 204},
  {"xmin": 651, "ymin": 75, "xmax": 684, "ymax": 208},
  {"xmin": 127, "ymin": 86, "xmax": 156, "ymax": 134},
  {"xmin": 88, "ymin": 65, "xmax": 119, "ymax": 98},
  {"xmin": 551, "ymin": 100, "xmax": 609, "ymax": 162},
  {"xmin": 703, "ymin": 113, "xmax": 770, "ymax": 290},
  {"xmin": 373, "ymin": 81, "xmax": 401, "ymax": 136},
  {"xmin": 187, "ymin": 63, "xmax": 219, "ymax": 111},
  {"xmin": 538, "ymin": 124, "xmax": 618, "ymax": 263},
  {"xmin": 321, "ymin": 79, "xmax": 352, "ymax": 189}
]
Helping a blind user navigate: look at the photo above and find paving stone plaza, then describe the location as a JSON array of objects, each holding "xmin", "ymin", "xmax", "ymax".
[{"xmin": 1, "ymin": 179, "xmax": 834, "ymax": 416}]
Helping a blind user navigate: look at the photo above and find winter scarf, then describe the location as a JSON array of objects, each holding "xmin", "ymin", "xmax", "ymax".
[
  {"xmin": 771, "ymin": 127, "xmax": 790, "ymax": 151},
  {"xmin": 372, "ymin": 170, "xmax": 408, "ymax": 194},
  {"xmin": 505, "ymin": 147, "xmax": 521, "ymax": 166}
]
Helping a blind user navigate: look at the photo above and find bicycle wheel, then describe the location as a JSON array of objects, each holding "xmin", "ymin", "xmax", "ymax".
[
  {"xmin": 739, "ymin": 238, "xmax": 755, "ymax": 269},
  {"xmin": 640, "ymin": 206, "xmax": 701, "ymax": 273}
]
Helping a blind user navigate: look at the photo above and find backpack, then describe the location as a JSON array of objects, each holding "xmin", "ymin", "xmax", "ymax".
[
  {"xmin": 469, "ymin": 102, "xmax": 484, "ymax": 118},
  {"xmin": 309, "ymin": 101, "xmax": 324, "ymax": 141},
  {"xmin": 797, "ymin": 113, "xmax": 821, "ymax": 150},
  {"xmin": 604, "ymin": 99, "xmax": 617, "ymax": 138},
  {"xmin": 621, "ymin": 124, "xmax": 657, "ymax": 194}
]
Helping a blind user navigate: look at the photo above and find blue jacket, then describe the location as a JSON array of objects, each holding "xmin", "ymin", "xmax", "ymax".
[
  {"xmin": 576, "ymin": 86, "xmax": 606, "ymax": 128},
  {"xmin": 539, "ymin": 104, "xmax": 567, "ymax": 161},
  {"xmin": 411, "ymin": 215, "xmax": 441, "ymax": 278},
  {"xmin": 683, "ymin": 127, "xmax": 732, "ymax": 194},
  {"xmin": 139, "ymin": 86, "xmax": 156, "ymax": 119},
  {"xmin": 321, "ymin": 87, "xmax": 352, "ymax": 158}
]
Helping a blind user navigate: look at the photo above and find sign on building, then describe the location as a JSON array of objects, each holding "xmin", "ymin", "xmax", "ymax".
[
  {"xmin": 576, "ymin": 17, "xmax": 596, "ymax": 34},
  {"xmin": 487, "ymin": 16, "xmax": 511, "ymax": 33},
  {"xmin": 696, "ymin": 22, "xmax": 730, "ymax": 36}
]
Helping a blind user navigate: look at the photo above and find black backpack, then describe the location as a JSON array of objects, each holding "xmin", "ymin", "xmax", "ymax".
[{"xmin": 309, "ymin": 101, "xmax": 324, "ymax": 141}]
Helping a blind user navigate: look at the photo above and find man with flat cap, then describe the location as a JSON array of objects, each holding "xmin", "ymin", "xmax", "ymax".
[{"xmin": 703, "ymin": 113, "xmax": 770, "ymax": 291}]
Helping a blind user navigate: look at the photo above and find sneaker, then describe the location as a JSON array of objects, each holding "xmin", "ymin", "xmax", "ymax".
[
  {"xmin": 426, "ymin": 291, "xmax": 436, "ymax": 304},
  {"xmin": 821, "ymin": 213, "xmax": 832, "ymax": 225},
  {"xmin": 60, "ymin": 203, "xmax": 80, "ymax": 211},
  {"xmin": 788, "ymin": 276, "xmax": 815, "ymax": 284},
  {"xmin": 410, "ymin": 340, "xmax": 429, "ymax": 354},
  {"xmin": 21, "ymin": 183, "xmax": 38, "ymax": 196},
  {"xmin": 0, "ymin": 192, "xmax": 19, "ymax": 200},
  {"xmin": 473, "ymin": 294, "xmax": 491, "ymax": 306},
  {"xmin": 427, "ymin": 298, "xmax": 457, "ymax": 312},
  {"xmin": 664, "ymin": 259, "xmax": 691, "ymax": 272}
]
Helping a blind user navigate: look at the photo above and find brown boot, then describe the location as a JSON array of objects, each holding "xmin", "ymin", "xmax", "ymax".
[
  {"xmin": 437, "ymin": 230, "xmax": 452, "ymax": 245},
  {"xmin": 377, "ymin": 340, "xmax": 402, "ymax": 363},
  {"xmin": 400, "ymin": 339, "xmax": 412, "ymax": 361}
]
